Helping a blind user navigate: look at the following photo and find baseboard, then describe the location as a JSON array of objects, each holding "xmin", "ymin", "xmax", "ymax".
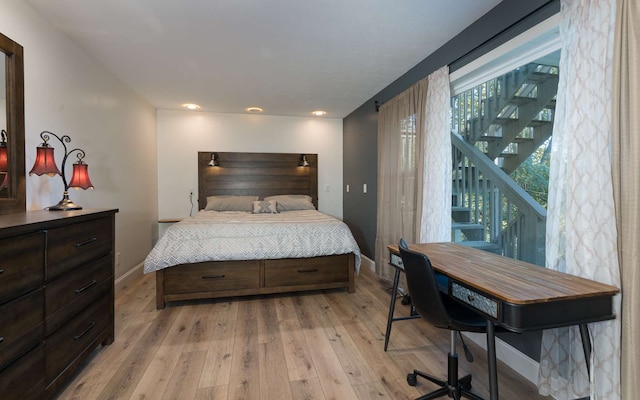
[
  {"xmin": 463, "ymin": 332, "xmax": 540, "ymax": 386},
  {"xmin": 115, "ymin": 262, "xmax": 144, "ymax": 294},
  {"xmin": 361, "ymin": 254, "xmax": 375, "ymax": 272}
]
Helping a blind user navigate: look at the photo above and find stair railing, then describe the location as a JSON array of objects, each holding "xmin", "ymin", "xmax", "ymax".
[{"xmin": 451, "ymin": 131, "xmax": 547, "ymax": 266}]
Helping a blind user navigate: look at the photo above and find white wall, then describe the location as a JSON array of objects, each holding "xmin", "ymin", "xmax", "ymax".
[
  {"xmin": 1, "ymin": 0, "xmax": 158, "ymax": 280},
  {"xmin": 0, "ymin": 100, "xmax": 5, "ymax": 130},
  {"xmin": 157, "ymin": 110, "xmax": 344, "ymax": 219}
]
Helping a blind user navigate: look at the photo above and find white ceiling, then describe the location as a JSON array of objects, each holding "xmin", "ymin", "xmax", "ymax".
[{"xmin": 25, "ymin": 0, "xmax": 502, "ymax": 118}]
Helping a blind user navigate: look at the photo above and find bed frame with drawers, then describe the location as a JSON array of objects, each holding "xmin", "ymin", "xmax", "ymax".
[{"xmin": 154, "ymin": 152, "xmax": 355, "ymax": 309}]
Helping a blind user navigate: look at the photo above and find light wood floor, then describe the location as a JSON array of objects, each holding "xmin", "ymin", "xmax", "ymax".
[{"xmin": 56, "ymin": 266, "xmax": 550, "ymax": 400}]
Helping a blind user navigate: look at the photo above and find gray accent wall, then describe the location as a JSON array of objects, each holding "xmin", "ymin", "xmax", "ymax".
[{"xmin": 342, "ymin": 0, "xmax": 559, "ymax": 361}]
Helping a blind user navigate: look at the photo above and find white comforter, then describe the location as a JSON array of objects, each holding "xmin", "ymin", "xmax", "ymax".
[{"xmin": 143, "ymin": 210, "xmax": 361, "ymax": 273}]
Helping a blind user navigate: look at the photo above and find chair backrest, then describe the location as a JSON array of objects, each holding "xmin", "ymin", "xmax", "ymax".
[{"xmin": 398, "ymin": 239, "xmax": 452, "ymax": 329}]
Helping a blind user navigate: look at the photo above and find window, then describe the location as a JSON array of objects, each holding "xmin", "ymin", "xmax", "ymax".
[{"xmin": 447, "ymin": 15, "xmax": 560, "ymax": 265}]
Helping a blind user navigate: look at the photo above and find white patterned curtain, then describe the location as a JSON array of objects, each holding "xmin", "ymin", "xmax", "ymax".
[
  {"xmin": 538, "ymin": 1, "xmax": 621, "ymax": 399},
  {"xmin": 419, "ymin": 66, "xmax": 452, "ymax": 243}
]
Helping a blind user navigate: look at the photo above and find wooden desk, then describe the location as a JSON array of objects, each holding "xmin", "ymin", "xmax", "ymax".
[{"xmin": 388, "ymin": 242, "xmax": 619, "ymax": 400}]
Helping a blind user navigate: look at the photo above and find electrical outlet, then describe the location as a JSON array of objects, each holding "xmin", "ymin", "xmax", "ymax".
[{"xmin": 116, "ymin": 252, "xmax": 121, "ymax": 267}]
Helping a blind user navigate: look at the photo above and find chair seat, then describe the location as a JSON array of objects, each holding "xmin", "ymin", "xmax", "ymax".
[{"xmin": 440, "ymin": 294, "xmax": 491, "ymax": 333}]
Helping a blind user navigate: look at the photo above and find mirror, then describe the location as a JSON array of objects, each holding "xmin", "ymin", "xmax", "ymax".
[
  {"xmin": 0, "ymin": 32, "xmax": 25, "ymax": 214},
  {"xmin": 1, "ymin": 54, "xmax": 7, "ymax": 197}
]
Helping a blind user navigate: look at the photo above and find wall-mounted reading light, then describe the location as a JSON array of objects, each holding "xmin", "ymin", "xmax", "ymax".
[
  {"xmin": 299, "ymin": 154, "xmax": 310, "ymax": 167},
  {"xmin": 208, "ymin": 152, "xmax": 219, "ymax": 167},
  {"xmin": 29, "ymin": 130, "xmax": 94, "ymax": 210}
]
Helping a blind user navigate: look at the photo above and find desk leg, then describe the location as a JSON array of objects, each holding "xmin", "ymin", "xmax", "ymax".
[
  {"xmin": 487, "ymin": 321, "xmax": 499, "ymax": 400},
  {"xmin": 578, "ymin": 324, "xmax": 591, "ymax": 377},
  {"xmin": 384, "ymin": 268, "xmax": 401, "ymax": 351}
]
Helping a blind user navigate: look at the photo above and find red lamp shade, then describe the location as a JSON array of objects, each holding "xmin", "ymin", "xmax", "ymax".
[
  {"xmin": 68, "ymin": 161, "xmax": 94, "ymax": 190},
  {"xmin": 29, "ymin": 145, "xmax": 62, "ymax": 176},
  {"xmin": 0, "ymin": 145, "xmax": 7, "ymax": 172}
]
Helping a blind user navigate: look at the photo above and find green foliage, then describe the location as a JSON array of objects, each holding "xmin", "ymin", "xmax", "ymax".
[{"xmin": 509, "ymin": 140, "xmax": 551, "ymax": 208}]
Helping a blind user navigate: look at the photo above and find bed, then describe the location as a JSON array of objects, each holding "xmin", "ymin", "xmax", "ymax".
[{"xmin": 145, "ymin": 152, "xmax": 361, "ymax": 309}]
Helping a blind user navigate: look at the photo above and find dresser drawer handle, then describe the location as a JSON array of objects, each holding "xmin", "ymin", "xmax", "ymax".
[
  {"xmin": 73, "ymin": 322, "xmax": 96, "ymax": 341},
  {"xmin": 297, "ymin": 268, "xmax": 319, "ymax": 273},
  {"xmin": 75, "ymin": 280, "xmax": 98, "ymax": 294},
  {"xmin": 75, "ymin": 237, "xmax": 98, "ymax": 247},
  {"xmin": 202, "ymin": 275, "xmax": 225, "ymax": 280},
  {"xmin": 0, "ymin": 269, "xmax": 4, "ymax": 274},
  {"xmin": 0, "ymin": 336, "xmax": 4, "ymax": 343}
]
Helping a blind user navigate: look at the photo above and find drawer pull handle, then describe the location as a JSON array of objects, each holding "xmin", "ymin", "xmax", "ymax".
[
  {"xmin": 202, "ymin": 275, "xmax": 225, "ymax": 280},
  {"xmin": 73, "ymin": 322, "xmax": 96, "ymax": 341},
  {"xmin": 0, "ymin": 269, "xmax": 4, "ymax": 274},
  {"xmin": 0, "ymin": 337, "xmax": 3, "ymax": 343},
  {"xmin": 467, "ymin": 295, "xmax": 475, "ymax": 302},
  {"xmin": 75, "ymin": 237, "xmax": 98, "ymax": 247},
  {"xmin": 297, "ymin": 268, "xmax": 319, "ymax": 273},
  {"xmin": 75, "ymin": 280, "xmax": 98, "ymax": 294}
]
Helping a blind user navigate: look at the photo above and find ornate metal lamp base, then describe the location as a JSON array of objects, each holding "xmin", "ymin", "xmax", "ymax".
[{"xmin": 48, "ymin": 191, "xmax": 82, "ymax": 211}]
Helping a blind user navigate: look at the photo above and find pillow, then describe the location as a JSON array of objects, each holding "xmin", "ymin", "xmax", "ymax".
[
  {"xmin": 204, "ymin": 195, "xmax": 258, "ymax": 212},
  {"xmin": 264, "ymin": 194, "xmax": 315, "ymax": 212},
  {"xmin": 252, "ymin": 200, "xmax": 278, "ymax": 214}
]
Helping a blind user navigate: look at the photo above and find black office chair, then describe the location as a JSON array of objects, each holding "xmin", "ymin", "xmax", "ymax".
[{"xmin": 398, "ymin": 239, "xmax": 496, "ymax": 400}]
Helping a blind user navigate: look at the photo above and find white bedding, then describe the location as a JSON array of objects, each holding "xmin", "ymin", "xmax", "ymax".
[{"xmin": 143, "ymin": 210, "xmax": 361, "ymax": 273}]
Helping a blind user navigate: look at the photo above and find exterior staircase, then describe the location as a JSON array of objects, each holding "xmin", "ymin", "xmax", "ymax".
[
  {"xmin": 449, "ymin": 62, "xmax": 556, "ymax": 265},
  {"xmin": 452, "ymin": 203, "xmax": 502, "ymax": 255}
]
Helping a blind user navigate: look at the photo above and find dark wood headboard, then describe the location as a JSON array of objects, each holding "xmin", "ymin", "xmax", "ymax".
[{"xmin": 197, "ymin": 152, "xmax": 318, "ymax": 210}]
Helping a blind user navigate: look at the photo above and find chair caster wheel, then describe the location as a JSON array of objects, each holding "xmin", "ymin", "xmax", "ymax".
[{"xmin": 407, "ymin": 373, "xmax": 417, "ymax": 386}]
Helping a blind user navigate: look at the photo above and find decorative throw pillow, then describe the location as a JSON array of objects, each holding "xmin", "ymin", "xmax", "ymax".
[
  {"xmin": 264, "ymin": 194, "xmax": 315, "ymax": 212},
  {"xmin": 252, "ymin": 200, "xmax": 278, "ymax": 214}
]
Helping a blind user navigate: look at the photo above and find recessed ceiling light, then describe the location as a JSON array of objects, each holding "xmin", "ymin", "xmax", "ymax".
[
  {"xmin": 183, "ymin": 103, "xmax": 200, "ymax": 110},
  {"xmin": 246, "ymin": 107, "xmax": 263, "ymax": 113},
  {"xmin": 312, "ymin": 110, "xmax": 327, "ymax": 116}
]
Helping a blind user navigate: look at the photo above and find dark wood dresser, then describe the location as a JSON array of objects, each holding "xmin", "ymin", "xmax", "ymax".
[{"xmin": 0, "ymin": 209, "xmax": 118, "ymax": 400}]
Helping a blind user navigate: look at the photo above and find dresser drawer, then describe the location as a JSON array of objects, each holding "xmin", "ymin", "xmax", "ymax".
[
  {"xmin": 0, "ymin": 343, "xmax": 45, "ymax": 400},
  {"xmin": 163, "ymin": 260, "xmax": 260, "ymax": 294},
  {"xmin": 264, "ymin": 255, "xmax": 350, "ymax": 287},
  {"xmin": 0, "ymin": 288, "xmax": 44, "ymax": 369},
  {"xmin": 46, "ymin": 295, "xmax": 111, "ymax": 384},
  {"xmin": 45, "ymin": 254, "xmax": 112, "ymax": 336},
  {"xmin": 46, "ymin": 217, "xmax": 113, "ymax": 280},
  {"xmin": 0, "ymin": 232, "xmax": 45, "ymax": 304}
]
